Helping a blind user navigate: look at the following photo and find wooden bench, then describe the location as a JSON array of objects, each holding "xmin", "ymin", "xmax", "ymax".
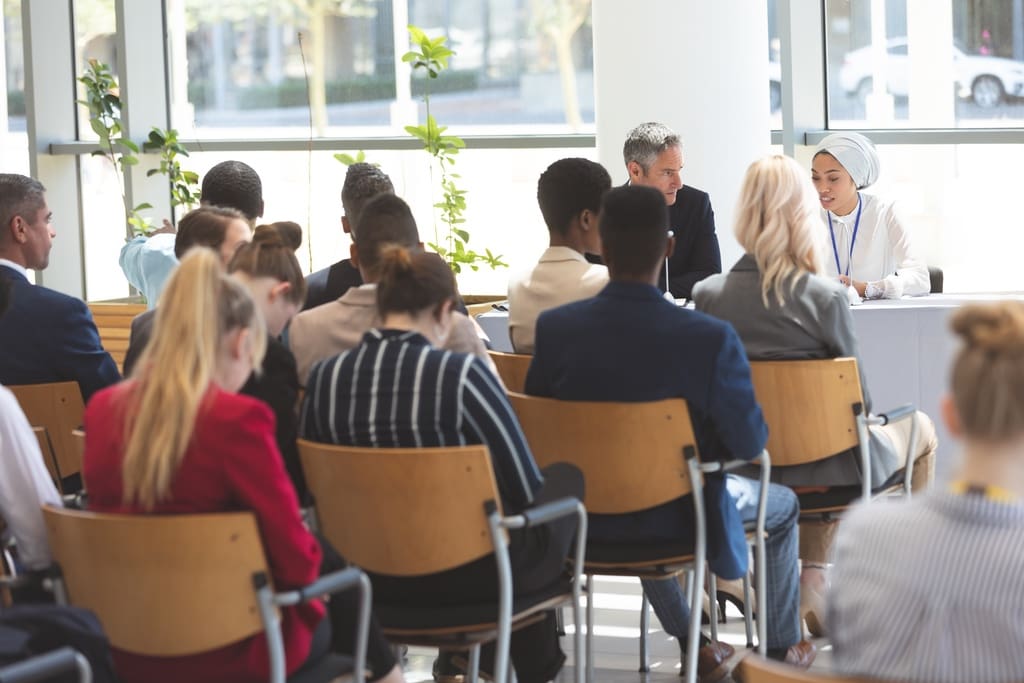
[{"xmin": 88, "ymin": 303, "xmax": 145, "ymax": 374}]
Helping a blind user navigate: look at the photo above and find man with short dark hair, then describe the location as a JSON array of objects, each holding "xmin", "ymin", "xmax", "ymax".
[
  {"xmin": 303, "ymin": 162, "xmax": 396, "ymax": 310},
  {"xmin": 526, "ymin": 185, "xmax": 812, "ymax": 680},
  {"xmin": 0, "ymin": 173, "xmax": 120, "ymax": 401},
  {"xmin": 289, "ymin": 194, "xmax": 494, "ymax": 386},
  {"xmin": 623, "ymin": 122, "xmax": 721, "ymax": 299},
  {"xmin": 119, "ymin": 160, "xmax": 265, "ymax": 307},
  {"xmin": 507, "ymin": 157, "xmax": 611, "ymax": 354}
]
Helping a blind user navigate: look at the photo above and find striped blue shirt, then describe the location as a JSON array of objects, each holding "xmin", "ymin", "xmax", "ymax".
[
  {"xmin": 300, "ymin": 329, "xmax": 543, "ymax": 511},
  {"xmin": 829, "ymin": 491, "xmax": 1024, "ymax": 682}
]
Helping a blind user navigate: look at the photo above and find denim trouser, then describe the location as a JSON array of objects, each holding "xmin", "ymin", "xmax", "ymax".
[{"xmin": 641, "ymin": 474, "xmax": 801, "ymax": 651}]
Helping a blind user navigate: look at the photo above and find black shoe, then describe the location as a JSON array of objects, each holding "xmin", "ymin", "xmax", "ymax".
[{"xmin": 433, "ymin": 651, "xmax": 467, "ymax": 683}]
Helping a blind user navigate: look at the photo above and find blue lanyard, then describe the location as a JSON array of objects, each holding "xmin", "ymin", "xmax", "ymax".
[{"xmin": 828, "ymin": 193, "xmax": 862, "ymax": 278}]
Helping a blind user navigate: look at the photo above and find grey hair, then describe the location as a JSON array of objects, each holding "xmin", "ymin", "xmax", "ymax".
[
  {"xmin": 341, "ymin": 163, "xmax": 395, "ymax": 236},
  {"xmin": 622, "ymin": 122, "xmax": 681, "ymax": 172},
  {"xmin": 0, "ymin": 174, "xmax": 46, "ymax": 239}
]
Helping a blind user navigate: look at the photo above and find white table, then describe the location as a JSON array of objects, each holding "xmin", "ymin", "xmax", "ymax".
[{"xmin": 477, "ymin": 294, "xmax": 1024, "ymax": 478}]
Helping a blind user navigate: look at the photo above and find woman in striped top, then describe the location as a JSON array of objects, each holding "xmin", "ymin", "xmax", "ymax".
[
  {"xmin": 829, "ymin": 301, "xmax": 1024, "ymax": 682},
  {"xmin": 301, "ymin": 244, "xmax": 584, "ymax": 683}
]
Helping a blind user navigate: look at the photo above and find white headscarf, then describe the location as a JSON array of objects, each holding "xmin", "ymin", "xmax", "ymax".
[{"xmin": 814, "ymin": 132, "xmax": 880, "ymax": 189}]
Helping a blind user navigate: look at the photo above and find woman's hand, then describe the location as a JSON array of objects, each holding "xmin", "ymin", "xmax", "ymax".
[{"xmin": 838, "ymin": 275, "xmax": 867, "ymax": 297}]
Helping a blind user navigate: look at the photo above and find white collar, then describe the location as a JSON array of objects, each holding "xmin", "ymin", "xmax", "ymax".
[
  {"xmin": 539, "ymin": 246, "xmax": 589, "ymax": 263},
  {"xmin": 0, "ymin": 259, "xmax": 29, "ymax": 281}
]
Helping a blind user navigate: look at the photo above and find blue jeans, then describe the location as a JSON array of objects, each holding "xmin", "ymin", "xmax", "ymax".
[{"xmin": 641, "ymin": 475, "xmax": 801, "ymax": 651}]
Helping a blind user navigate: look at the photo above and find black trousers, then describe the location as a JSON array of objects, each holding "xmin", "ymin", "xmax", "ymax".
[{"xmin": 369, "ymin": 463, "xmax": 585, "ymax": 683}]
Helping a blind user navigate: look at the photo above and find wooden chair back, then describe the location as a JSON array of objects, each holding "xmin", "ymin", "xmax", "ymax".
[
  {"xmin": 748, "ymin": 358, "xmax": 864, "ymax": 467},
  {"xmin": 88, "ymin": 303, "xmax": 146, "ymax": 374},
  {"xmin": 487, "ymin": 351, "xmax": 532, "ymax": 394},
  {"xmin": 31, "ymin": 426, "xmax": 61, "ymax": 486},
  {"xmin": 298, "ymin": 441, "xmax": 503, "ymax": 576},
  {"xmin": 42, "ymin": 506, "xmax": 270, "ymax": 656},
  {"xmin": 508, "ymin": 393, "xmax": 696, "ymax": 514},
  {"xmin": 10, "ymin": 382, "xmax": 86, "ymax": 484},
  {"xmin": 736, "ymin": 655, "xmax": 881, "ymax": 682}
]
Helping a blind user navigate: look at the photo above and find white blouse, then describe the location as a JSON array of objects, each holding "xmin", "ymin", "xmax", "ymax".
[{"xmin": 821, "ymin": 193, "xmax": 929, "ymax": 299}]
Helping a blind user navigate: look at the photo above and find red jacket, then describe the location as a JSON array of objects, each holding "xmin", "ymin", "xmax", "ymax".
[{"xmin": 83, "ymin": 381, "xmax": 324, "ymax": 683}]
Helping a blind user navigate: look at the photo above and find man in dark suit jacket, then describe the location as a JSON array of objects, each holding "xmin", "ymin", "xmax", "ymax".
[
  {"xmin": 0, "ymin": 174, "xmax": 120, "ymax": 402},
  {"xmin": 302, "ymin": 163, "xmax": 394, "ymax": 310},
  {"xmin": 526, "ymin": 185, "xmax": 812, "ymax": 677},
  {"xmin": 623, "ymin": 122, "xmax": 721, "ymax": 299}
]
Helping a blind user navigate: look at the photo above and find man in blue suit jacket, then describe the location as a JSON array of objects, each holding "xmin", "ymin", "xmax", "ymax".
[
  {"xmin": 526, "ymin": 185, "xmax": 812, "ymax": 676},
  {"xmin": 0, "ymin": 174, "xmax": 120, "ymax": 402},
  {"xmin": 623, "ymin": 122, "xmax": 721, "ymax": 299}
]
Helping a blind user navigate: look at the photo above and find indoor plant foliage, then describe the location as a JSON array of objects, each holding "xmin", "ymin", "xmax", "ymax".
[
  {"xmin": 78, "ymin": 59, "xmax": 200, "ymax": 238},
  {"xmin": 403, "ymin": 26, "xmax": 507, "ymax": 274}
]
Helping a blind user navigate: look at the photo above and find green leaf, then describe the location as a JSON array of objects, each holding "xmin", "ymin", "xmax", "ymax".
[
  {"xmin": 120, "ymin": 139, "xmax": 139, "ymax": 153},
  {"xmin": 133, "ymin": 202, "xmax": 153, "ymax": 211}
]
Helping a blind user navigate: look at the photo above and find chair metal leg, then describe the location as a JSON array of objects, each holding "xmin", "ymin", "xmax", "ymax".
[
  {"xmin": 556, "ymin": 604, "xmax": 566, "ymax": 636},
  {"xmin": 468, "ymin": 644, "xmax": 481, "ymax": 683},
  {"xmin": 708, "ymin": 570, "xmax": 718, "ymax": 642},
  {"xmin": 639, "ymin": 591, "xmax": 650, "ymax": 673},
  {"xmin": 586, "ymin": 575, "xmax": 595, "ymax": 683},
  {"xmin": 742, "ymin": 570, "xmax": 754, "ymax": 648}
]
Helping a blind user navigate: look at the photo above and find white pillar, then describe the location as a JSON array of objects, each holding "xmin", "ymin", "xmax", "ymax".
[{"xmin": 592, "ymin": 0, "xmax": 772, "ymax": 271}]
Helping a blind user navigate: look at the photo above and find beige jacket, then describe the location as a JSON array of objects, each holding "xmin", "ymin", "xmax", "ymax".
[{"xmin": 289, "ymin": 284, "xmax": 494, "ymax": 386}]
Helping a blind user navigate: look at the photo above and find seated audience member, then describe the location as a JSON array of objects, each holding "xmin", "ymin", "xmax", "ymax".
[
  {"xmin": 119, "ymin": 160, "xmax": 265, "ymax": 308},
  {"xmin": 300, "ymin": 246, "xmax": 582, "ymax": 683},
  {"xmin": 289, "ymin": 194, "xmax": 493, "ymax": 386},
  {"xmin": 692, "ymin": 156, "xmax": 938, "ymax": 631},
  {"xmin": 507, "ymin": 157, "xmax": 611, "ymax": 354},
  {"xmin": 623, "ymin": 122, "xmax": 721, "ymax": 299},
  {"xmin": 0, "ymin": 277, "xmax": 62, "ymax": 577},
  {"xmin": 811, "ymin": 132, "xmax": 928, "ymax": 299},
  {"xmin": 829, "ymin": 301, "xmax": 1024, "ymax": 682},
  {"xmin": 122, "ymin": 205, "xmax": 252, "ymax": 376},
  {"xmin": 526, "ymin": 185, "xmax": 812, "ymax": 678},
  {"xmin": 84, "ymin": 249, "xmax": 403, "ymax": 683},
  {"xmin": 303, "ymin": 162, "xmax": 394, "ymax": 310},
  {"xmin": 0, "ymin": 173, "xmax": 120, "ymax": 401},
  {"xmin": 227, "ymin": 222, "xmax": 309, "ymax": 502}
]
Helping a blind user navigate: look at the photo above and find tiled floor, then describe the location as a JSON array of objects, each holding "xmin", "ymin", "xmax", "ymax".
[{"xmin": 401, "ymin": 575, "xmax": 831, "ymax": 682}]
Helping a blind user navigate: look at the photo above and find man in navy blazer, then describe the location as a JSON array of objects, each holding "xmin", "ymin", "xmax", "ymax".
[
  {"xmin": 624, "ymin": 122, "xmax": 721, "ymax": 299},
  {"xmin": 0, "ymin": 174, "xmax": 120, "ymax": 402},
  {"xmin": 526, "ymin": 185, "xmax": 812, "ymax": 675}
]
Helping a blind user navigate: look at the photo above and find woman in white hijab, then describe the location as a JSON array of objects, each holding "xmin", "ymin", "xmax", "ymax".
[{"xmin": 812, "ymin": 133, "xmax": 929, "ymax": 299}]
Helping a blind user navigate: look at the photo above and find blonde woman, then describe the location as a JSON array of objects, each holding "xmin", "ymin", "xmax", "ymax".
[
  {"xmin": 830, "ymin": 302, "xmax": 1024, "ymax": 682},
  {"xmin": 83, "ymin": 249, "xmax": 402, "ymax": 683},
  {"xmin": 692, "ymin": 155, "xmax": 937, "ymax": 631}
]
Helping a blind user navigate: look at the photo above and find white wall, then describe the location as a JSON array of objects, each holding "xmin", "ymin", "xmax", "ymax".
[{"xmin": 592, "ymin": 0, "xmax": 773, "ymax": 271}]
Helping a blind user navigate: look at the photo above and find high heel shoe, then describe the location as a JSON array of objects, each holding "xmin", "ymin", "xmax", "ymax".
[
  {"xmin": 800, "ymin": 564, "xmax": 829, "ymax": 638},
  {"xmin": 714, "ymin": 576, "xmax": 754, "ymax": 622}
]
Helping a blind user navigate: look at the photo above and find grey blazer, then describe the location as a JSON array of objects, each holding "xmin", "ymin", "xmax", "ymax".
[{"xmin": 692, "ymin": 254, "xmax": 898, "ymax": 488}]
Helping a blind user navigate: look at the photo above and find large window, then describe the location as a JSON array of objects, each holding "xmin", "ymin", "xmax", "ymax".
[
  {"xmin": 2, "ymin": 0, "xmax": 29, "ymax": 175},
  {"xmin": 171, "ymin": 0, "xmax": 594, "ymax": 138},
  {"xmin": 826, "ymin": 0, "xmax": 1024, "ymax": 127}
]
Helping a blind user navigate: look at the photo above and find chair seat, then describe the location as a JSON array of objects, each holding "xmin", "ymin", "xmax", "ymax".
[
  {"xmin": 375, "ymin": 578, "xmax": 572, "ymax": 636},
  {"xmin": 287, "ymin": 653, "xmax": 354, "ymax": 683},
  {"xmin": 584, "ymin": 539, "xmax": 695, "ymax": 575},
  {"xmin": 797, "ymin": 473, "xmax": 907, "ymax": 514}
]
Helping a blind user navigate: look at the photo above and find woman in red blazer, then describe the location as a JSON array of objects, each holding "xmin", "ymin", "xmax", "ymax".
[{"xmin": 83, "ymin": 248, "xmax": 402, "ymax": 683}]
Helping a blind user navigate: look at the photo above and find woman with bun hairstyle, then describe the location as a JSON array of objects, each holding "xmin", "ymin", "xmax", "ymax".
[
  {"xmin": 693, "ymin": 154, "xmax": 938, "ymax": 635},
  {"xmin": 228, "ymin": 221, "xmax": 309, "ymax": 502},
  {"xmin": 83, "ymin": 248, "xmax": 403, "ymax": 683},
  {"xmin": 811, "ymin": 132, "xmax": 929, "ymax": 299},
  {"xmin": 829, "ymin": 301, "xmax": 1024, "ymax": 682},
  {"xmin": 301, "ymin": 245, "xmax": 584, "ymax": 683}
]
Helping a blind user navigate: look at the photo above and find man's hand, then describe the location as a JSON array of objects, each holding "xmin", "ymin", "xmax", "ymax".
[{"xmin": 151, "ymin": 218, "xmax": 175, "ymax": 236}]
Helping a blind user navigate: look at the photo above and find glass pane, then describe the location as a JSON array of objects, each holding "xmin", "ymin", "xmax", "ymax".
[
  {"xmin": 74, "ymin": 0, "xmax": 117, "ymax": 139},
  {"xmin": 82, "ymin": 153, "xmax": 133, "ymax": 301},
  {"xmin": 768, "ymin": 0, "xmax": 782, "ymax": 127},
  {"xmin": 172, "ymin": 0, "xmax": 595, "ymax": 138},
  {"xmin": 2, "ymin": 0, "xmax": 29, "ymax": 175},
  {"xmin": 827, "ymin": 0, "xmax": 1024, "ymax": 128}
]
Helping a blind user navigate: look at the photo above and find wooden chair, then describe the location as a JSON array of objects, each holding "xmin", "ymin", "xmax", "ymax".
[
  {"xmin": 87, "ymin": 302, "xmax": 146, "ymax": 374},
  {"xmin": 42, "ymin": 506, "xmax": 369, "ymax": 683},
  {"xmin": 9, "ymin": 382, "xmax": 85, "ymax": 492},
  {"xmin": 297, "ymin": 440, "xmax": 587, "ymax": 683},
  {"xmin": 487, "ymin": 350, "xmax": 532, "ymax": 393},
  {"xmin": 735, "ymin": 655, "xmax": 880, "ymax": 682},
  {"xmin": 749, "ymin": 358, "xmax": 918, "ymax": 509},
  {"xmin": 507, "ymin": 393, "xmax": 770, "ymax": 683}
]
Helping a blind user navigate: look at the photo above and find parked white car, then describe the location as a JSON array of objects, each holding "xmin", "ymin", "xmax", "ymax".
[{"xmin": 838, "ymin": 38, "xmax": 1024, "ymax": 108}]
